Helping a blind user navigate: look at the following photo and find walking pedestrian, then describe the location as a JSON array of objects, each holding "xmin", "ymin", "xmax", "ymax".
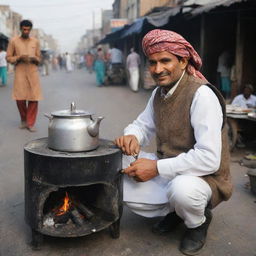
[
  {"xmin": 126, "ymin": 47, "xmax": 140, "ymax": 92},
  {"xmin": 65, "ymin": 52, "xmax": 72, "ymax": 73},
  {"xmin": 217, "ymin": 50, "xmax": 232, "ymax": 99},
  {"xmin": 52, "ymin": 56, "xmax": 59, "ymax": 71},
  {"xmin": 108, "ymin": 44, "xmax": 125, "ymax": 84},
  {"xmin": 115, "ymin": 29, "xmax": 232, "ymax": 255},
  {"xmin": 109, "ymin": 44, "xmax": 123, "ymax": 66},
  {"xmin": 6, "ymin": 19, "xmax": 42, "ymax": 132},
  {"xmin": 41, "ymin": 50, "xmax": 50, "ymax": 76},
  {"xmin": 85, "ymin": 51, "xmax": 94, "ymax": 73},
  {"xmin": 57, "ymin": 54, "xmax": 63, "ymax": 70},
  {"xmin": 94, "ymin": 48, "xmax": 106, "ymax": 87},
  {"xmin": 0, "ymin": 46, "xmax": 7, "ymax": 86}
]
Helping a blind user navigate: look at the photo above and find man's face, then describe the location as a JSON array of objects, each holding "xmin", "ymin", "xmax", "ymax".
[
  {"xmin": 20, "ymin": 26, "xmax": 32, "ymax": 38},
  {"xmin": 243, "ymin": 87, "xmax": 252, "ymax": 99},
  {"xmin": 148, "ymin": 51, "xmax": 188, "ymax": 87}
]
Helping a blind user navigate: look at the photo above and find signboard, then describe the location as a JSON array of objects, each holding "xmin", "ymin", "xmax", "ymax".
[{"xmin": 110, "ymin": 19, "xmax": 128, "ymax": 32}]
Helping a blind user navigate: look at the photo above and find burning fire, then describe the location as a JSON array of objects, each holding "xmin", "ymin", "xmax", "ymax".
[{"xmin": 55, "ymin": 192, "xmax": 71, "ymax": 216}]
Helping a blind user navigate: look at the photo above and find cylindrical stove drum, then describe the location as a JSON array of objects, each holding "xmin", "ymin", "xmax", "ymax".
[{"xmin": 24, "ymin": 138, "xmax": 122, "ymax": 249}]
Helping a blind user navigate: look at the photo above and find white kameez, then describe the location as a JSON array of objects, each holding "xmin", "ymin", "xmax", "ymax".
[
  {"xmin": 66, "ymin": 54, "xmax": 73, "ymax": 72},
  {"xmin": 122, "ymin": 83, "xmax": 223, "ymax": 227}
]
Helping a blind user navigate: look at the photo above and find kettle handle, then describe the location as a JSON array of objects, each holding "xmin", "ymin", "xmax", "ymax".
[
  {"xmin": 70, "ymin": 102, "xmax": 76, "ymax": 113},
  {"xmin": 44, "ymin": 113, "xmax": 53, "ymax": 120}
]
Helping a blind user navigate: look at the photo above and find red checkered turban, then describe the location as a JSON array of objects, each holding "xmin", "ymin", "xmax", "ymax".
[{"xmin": 142, "ymin": 29, "xmax": 207, "ymax": 81}]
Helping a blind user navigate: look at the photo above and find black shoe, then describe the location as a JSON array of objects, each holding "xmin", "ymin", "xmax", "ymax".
[
  {"xmin": 152, "ymin": 212, "xmax": 183, "ymax": 235},
  {"xmin": 179, "ymin": 208, "xmax": 212, "ymax": 255}
]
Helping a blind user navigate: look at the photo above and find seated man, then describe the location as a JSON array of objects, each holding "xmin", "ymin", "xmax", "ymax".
[
  {"xmin": 115, "ymin": 29, "xmax": 232, "ymax": 255},
  {"xmin": 230, "ymin": 84, "xmax": 256, "ymax": 148},
  {"xmin": 231, "ymin": 84, "xmax": 256, "ymax": 108}
]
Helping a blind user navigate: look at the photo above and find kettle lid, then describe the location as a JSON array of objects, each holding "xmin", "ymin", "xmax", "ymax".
[
  {"xmin": 51, "ymin": 109, "xmax": 92, "ymax": 117},
  {"xmin": 51, "ymin": 102, "xmax": 93, "ymax": 117}
]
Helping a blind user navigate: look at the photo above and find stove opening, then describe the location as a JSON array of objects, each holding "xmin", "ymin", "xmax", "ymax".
[{"xmin": 41, "ymin": 184, "xmax": 119, "ymax": 236}]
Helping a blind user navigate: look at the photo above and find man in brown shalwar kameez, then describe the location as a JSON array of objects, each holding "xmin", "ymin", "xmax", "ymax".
[{"xmin": 6, "ymin": 20, "xmax": 42, "ymax": 132}]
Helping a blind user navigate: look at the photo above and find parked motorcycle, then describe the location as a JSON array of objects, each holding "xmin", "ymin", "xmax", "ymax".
[{"xmin": 105, "ymin": 63, "xmax": 126, "ymax": 85}]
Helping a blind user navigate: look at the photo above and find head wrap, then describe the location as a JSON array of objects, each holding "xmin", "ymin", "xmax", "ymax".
[
  {"xmin": 142, "ymin": 29, "xmax": 206, "ymax": 81},
  {"xmin": 245, "ymin": 84, "xmax": 254, "ymax": 92}
]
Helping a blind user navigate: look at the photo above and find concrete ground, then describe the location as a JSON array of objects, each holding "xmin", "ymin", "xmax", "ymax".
[{"xmin": 0, "ymin": 68, "xmax": 255, "ymax": 256}]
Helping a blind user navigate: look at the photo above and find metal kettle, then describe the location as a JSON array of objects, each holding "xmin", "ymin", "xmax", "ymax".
[{"xmin": 45, "ymin": 102, "xmax": 104, "ymax": 152}]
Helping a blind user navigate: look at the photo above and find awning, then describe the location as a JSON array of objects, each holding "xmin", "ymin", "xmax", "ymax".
[
  {"xmin": 121, "ymin": 17, "xmax": 146, "ymax": 38},
  {"xmin": 98, "ymin": 0, "xmax": 250, "ymax": 44},
  {"xmin": 98, "ymin": 7, "xmax": 181, "ymax": 44},
  {"xmin": 190, "ymin": 0, "xmax": 248, "ymax": 16},
  {"xmin": 0, "ymin": 33, "xmax": 9, "ymax": 41},
  {"xmin": 99, "ymin": 25, "xmax": 130, "ymax": 44},
  {"xmin": 146, "ymin": 6, "xmax": 181, "ymax": 27}
]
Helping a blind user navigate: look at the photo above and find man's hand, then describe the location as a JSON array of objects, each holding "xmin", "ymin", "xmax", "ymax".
[
  {"xmin": 114, "ymin": 135, "xmax": 140, "ymax": 156},
  {"xmin": 29, "ymin": 56, "xmax": 39, "ymax": 65},
  {"xmin": 123, "ymin": 158, "xmax": 158, "ymax": 182},
  {"xmin": 19, "ymin": 55, "xmax": 29, "ymax": 63}
]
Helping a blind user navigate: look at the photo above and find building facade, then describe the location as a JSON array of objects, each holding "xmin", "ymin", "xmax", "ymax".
[
  {"xmin": 113, "ymin": 0, "xmax": 129, "ymax": 19},
  {"xmin": 0, "ymin": 5, "xmax": 13, "ymax": 38},
  {"xmin": 101, "ymin": 9, "xmax": 113, "ymax": 37},
  {"xmin": 112, "ymin": 0, "xmax": 178, "ymax": 21},
  {"xmin": 0, "ymin": 5, "xmax": 58, "ymax": 52},
  {"xmin": 11, "ymin": 11, "xmax": 22, "ymax": 37},
  {"xmin": 0, "ymin": 5, "xmax": 23, "ymax": 49},
  {"xmin": 32, "ymin": 28, "xmax": 58, "ymax": 53}
]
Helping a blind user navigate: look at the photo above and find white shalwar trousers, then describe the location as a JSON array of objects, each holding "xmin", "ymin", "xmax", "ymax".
[
  {"xmin": 128, "ymin": 67, "xmax": 139, "ymax": 92},
  {"xmin": 123, "ymin": 152, "xmax": 212, "ymax": 229}
]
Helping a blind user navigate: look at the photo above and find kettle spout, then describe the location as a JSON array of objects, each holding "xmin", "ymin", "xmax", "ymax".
[{"xmin": 87, "ymin": 116, "xmax": 104, "ymax": 137}]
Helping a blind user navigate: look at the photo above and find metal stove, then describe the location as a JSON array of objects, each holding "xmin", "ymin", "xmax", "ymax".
[{"xmin": 24, "ymin": 138, "xmax": 122, "ymax": 249}]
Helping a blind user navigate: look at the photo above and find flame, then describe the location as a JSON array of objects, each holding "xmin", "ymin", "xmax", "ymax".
[{"xmin": 55, "ymin": 192, "xmax": 71, "ymax": 216}]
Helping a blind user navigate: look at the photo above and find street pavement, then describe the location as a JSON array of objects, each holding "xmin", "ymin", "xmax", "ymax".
[{"xmin": 0, "ymin": 68, "xmax": 255, "ymax": 256}]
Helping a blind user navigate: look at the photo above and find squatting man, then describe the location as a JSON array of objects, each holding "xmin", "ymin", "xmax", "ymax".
[{"xmin": 114, "ymin": 29, "xmax": 232, "ymax": 255}]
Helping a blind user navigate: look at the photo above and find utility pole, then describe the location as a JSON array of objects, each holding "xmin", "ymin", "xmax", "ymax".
[
  {"xmin": 92, "ymin": 10, "xmax": 95, "ymax": 45},
  {"xmin": 92, "ymin": 11, "xmax": 95, "ymax": 31}
]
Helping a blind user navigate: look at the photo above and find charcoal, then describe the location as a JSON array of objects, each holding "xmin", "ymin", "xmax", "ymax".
[
  {"xmin": 70, "ymin": 208, "xmax": 84, "ymax": 226},
  {"xmin": 53, "ymin": 212, "xmax": 70, "ymax": 224},
  {"xmin": 70, "ymin": 196, "xmax": 94, "ymax": 219}
]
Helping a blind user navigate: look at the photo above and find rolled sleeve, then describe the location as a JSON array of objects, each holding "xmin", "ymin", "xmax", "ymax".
[{"xmin": 124, "ymin": 88, "xmax": 157, "ymax": 146}]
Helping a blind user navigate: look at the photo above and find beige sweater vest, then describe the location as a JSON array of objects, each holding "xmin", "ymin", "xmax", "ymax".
[{"xmin": 153, "ymin": 73, "xmax": 233, "ymax": 208}]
